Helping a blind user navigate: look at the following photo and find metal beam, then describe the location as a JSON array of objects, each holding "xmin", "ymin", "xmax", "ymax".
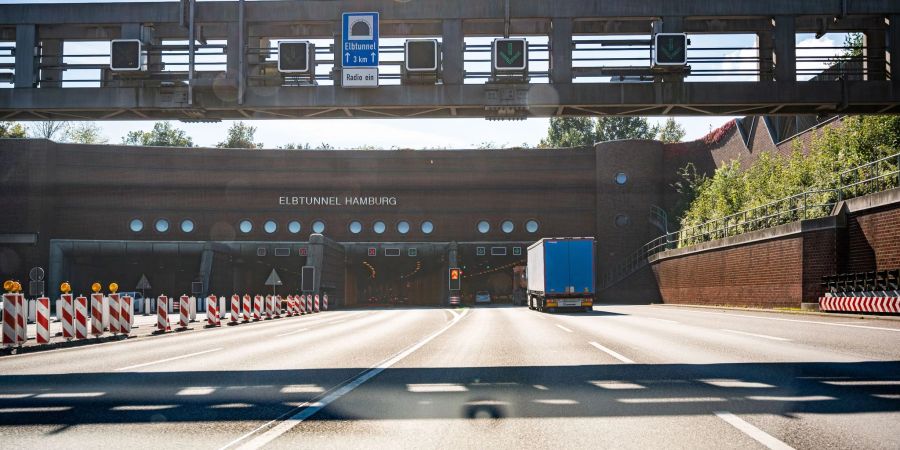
[{"xmin": 15, "ymin": 25, "xmax": 37, "ymax": 88}]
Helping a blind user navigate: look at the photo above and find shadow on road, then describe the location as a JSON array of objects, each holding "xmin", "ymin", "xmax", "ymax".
[{"xmin": 1, "ymin": 361, "xmax": 899, "ymax": 425}]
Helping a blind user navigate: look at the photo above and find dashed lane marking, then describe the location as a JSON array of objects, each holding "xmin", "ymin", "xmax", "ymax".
[
  {"xmin": 115, "ymin": 348, "xmax": 222, "ymax": 371},
  {"xmin": 589, "ymin": 341, "xmax": 635, "ymax": 364},
  {"xmin": 714, "ymin": 411, "xmax": 795, "ymax": 450}
]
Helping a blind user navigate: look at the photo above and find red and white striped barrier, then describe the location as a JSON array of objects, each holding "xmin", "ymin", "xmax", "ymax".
[
  {"xmin": 274, "ymin": 295, "xmax": 282, "ymax": 318},
  {"xmin": 15, "ymin": 294, "xmax": 26, "ymax": 344},
  {"xmin": 179, "ymin": 295, "xmax": 190, "ymax": 329},
  {"xmin": 121, "ymin": 295, "xmax": 133, "ymax": 334},
  {"xmin": 306, "ymin": 295, "xmax": 313, "ymax": 314},
  {"xmin": 74, "ymin": 296, "xmax": 88, "ymax": 339},
  {"xmin": 323, "ymin": 294, "xmax": 329, "ymax": 311},
  {"xmin": 108, "ymin": 293, "xmax": 121, "ymax": 335},
  {"xmin": 253, "ymin": 295, "xmax": 263, "ymax": 321},
  {"xmin": 157, "ymin": 295, "xmax": 171, "ymax": 332},
  {"xmin": 314, "ymin": 294, "xmax": 320, "ymax": 313},
  {"xmin": 293, "ymin": 295, "xmax": 301, "ymax": 315},
  {"xmin": 2, "ymin": 293, "xmax": 17, "ymax": 347},
  {"xmin": 820, "ymin": 296, "xmax": 900, "ymax": 313},
  {"xmin": 60, "ymin": 293, "xmax": 74, "ymax": 340},
  {"xmin": 242, "ymin": 294, "xmax": 252, "ymax": 322},
  {"xmin": 230, "ymin": 294, "xmax": 240, "ymax": 324},
  {"xmin": 299, "ymin": 295, "xmax": 306, "ymax": 315},
  {"xmin": 265, "ymin": 295, "xmax": 274, "ymax": 320},
  {"xmin": 36, "ymin": 297, "xmax": 50, "ymax": 344},
  {"xmin": 90, "ymin": 293, "xmax": 104, "ymax": 337},
  {"xmin": 207, "ymin": 294, "xmax": 220, "ymax": 327},
  {"xmin": 289, "ymin": 295, "xmax": 297, "ymax": 316}
]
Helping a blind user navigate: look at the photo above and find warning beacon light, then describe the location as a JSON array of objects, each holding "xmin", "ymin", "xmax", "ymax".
[{"xmin": 449, "ymin": 268, "xmax": 461, "ymax": 291}]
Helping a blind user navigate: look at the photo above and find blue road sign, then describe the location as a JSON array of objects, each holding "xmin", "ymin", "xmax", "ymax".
[{"xmin": 342, "ymin": 12, "xmax": 379, "ymax": 68}]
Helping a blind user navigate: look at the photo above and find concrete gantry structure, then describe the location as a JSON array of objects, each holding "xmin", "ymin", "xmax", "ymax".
[{"xmin": 1, "ymin": 0, "xmax": 900, "ymax": 120}]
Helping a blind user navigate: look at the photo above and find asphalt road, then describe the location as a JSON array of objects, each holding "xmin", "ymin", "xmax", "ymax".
[{"xmin": 1, "ymin": 304, "xmax": 899, "ymax": 449}]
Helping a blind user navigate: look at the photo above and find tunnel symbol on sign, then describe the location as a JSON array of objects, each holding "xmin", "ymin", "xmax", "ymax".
[{"xmin": 349, "ymin": 17, "xmax": 373, "ymax": 40}]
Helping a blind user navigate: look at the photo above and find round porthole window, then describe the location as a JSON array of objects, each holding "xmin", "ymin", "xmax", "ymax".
[
  {"xmin": 373, "ymin": 221, "xmax": 386, "ymax": 234},
  {"xmin": 155, "ymin": 219, "xmax": 169, "ymax": 233},
  {"xmin": 525, "ymin": 220, "xmax": 539, "ymax": 233},
  {"xmin": 312, "ymin": 220, "xmax": 325, "ymax": 234},
  {"xmin": 288, "ymin": 221, "xmax": 301, "ymax": 234},
  {"xmin": 477, "ymin": 221, "xmax": 490, "ymax": 234},
  {"xmin": 615, "ymin": 172, "xmax": 628, "ymax": 185},
  {"xmin": 130, "ymin": 219, "xmax": 144, "ymax": 233},
  {"xmin": 239, "ymin": 220, "xmax": 252, "ymax": 233},
  {"xmin": 264, "ymin": 220, "xmax": 277, "ymax": 234},
  {"xmin": 349, "ymin": 221, "xmax": 362, "ymax": 234},
  {"xmin": 501, "ymin": 220, "xmax": 514, "ymax": 233},
  {"xmin": 397, "ymin": 221, "xmax": 410, "ymax": 234},
  {"xmin": 421, "ymin": 221, "xmax": 434, "ymax": 234},
  {"xmin": 181, "ymin": 219, "xmax": 194, "ymax": 233},
  {"xmin": 615, "ymin": 214, "xmax": 631, "ymax": 228}
]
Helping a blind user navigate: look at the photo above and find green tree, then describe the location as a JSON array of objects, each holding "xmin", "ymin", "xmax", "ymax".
[
  {"xmin": 279, "ymin": 142, "xmax": 312, "ymax": 150},
  {"xmin": 656, "ymin": 118, "xmax": 686, "ymax": 143},
  {"xmin": 216, "ymin": 121, "xmax": 263, "ymax": 149},
  {"xmin": 538, "ymin": 117, "xmax": 596, "ymax": 148},
  {"xmin": 0, "ymin": 122, "xmax": 27, "ymax": 138},
  {"xmin": 123, "ymin": 122, "xmax": 193, "ymax": 147},
  {"xmin": 595, "ymin": 117, "xmax": 658, "ymax": 142},
  {"xmin": 66, "ymin": 122, "xmax": 107, "ymax": 144}
]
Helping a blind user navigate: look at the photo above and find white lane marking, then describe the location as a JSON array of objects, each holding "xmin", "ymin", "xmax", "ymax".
[
  {"xmin": 0, "ymin": 407, "xmax": 72, "ymax": 413},
  {"xmin": 224, "ymin": 308, "xmax": 470, "ymax": 450},
  {"xmin": 589, "ymin": 341, "xmax": 635, "ymax": 364},
  {"xmin": 280, "ymin": 384, "xmax": 325, "ymax": 394},
  {"xmin": 176, "ymin": 386, "xmax": 216, "ymax": 396},
  {"xmin": 590, "ymin": 380, "xmax": 645, "ymax": 390},
  {"xmin": 407, "ymin": 383, "xmax": 468, "ymax": 393},
  {"xmin": 275, "ymin": 328, "xmax": 309, "ymax": 337},
  {"xmin": 0, "ymin": 393, "xmax": 33, "ymax": 399},
  {"xmin": 448, "ymin": 308, "xmax": 460, "ymax": 320},
  {"xmin": 721, "ymin": 329, "xmax": 791, "ymax": 342},
  {"xmin": 35, "ymin": 392, "xmax": 104, "ymax": 398},
  {"xmin": 715, "ymin": 411, "xmax": 796, "ymax": 450},
  {"xmin": 210, "ymin": 403, "xmax": 254, "ymax": 409},
  {"xmin": 533, "ymin": 384, "xmax": 549, "ymax": 390},
  {"xmin": 619, "ymin": 397, "xmax": 726, "ymax": 403},
  {"xmin": 873, "ymin": 394, "xmax": 900, "ymax": 400},
  {"xmin": 556, "ymin": 324, "xmax": 573, "ymax": 333},
  {"xmin": 111, "ymin": 405, "xmax": 177, "ymax": 411},
  {"xmin": 637, "ymin": 317, "xmax": 680, "ymax": 325},
  {"xmin": 115, "ymin": 347, "xmax": 223, "ymax": 372},
  {"xmin": 699, "ymin": 379, "xmax": 774, "ymax": 388},
  {"xmin": 533, "ymin": 399, "xmax": 579, "ymax": 405},
  {"xmin": 670, "ymin": 308, "xmax": 900, "ymax": 333},
  {"xmin": 822, "ymin": 380, "xmax": 900, "ymax": 386},
  {"xmin": 747, "ymin": 396, "xmax": 835, "ymax": 401}
]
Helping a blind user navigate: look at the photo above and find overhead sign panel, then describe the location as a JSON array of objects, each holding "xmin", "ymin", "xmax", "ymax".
[
  {"xmin": 654, "ymin": 33, "xmax": 688, "ymax": 66},
  {"xmin": 342, "ymin": 11, "xmax": 379, "ymax": 88},
  {"xmin": 493, "ymin": 38, "xmax": 527, "ymax": 71},
  {"xmin": 278, "ymin": 40, "xmax": 312, "ymax": 73},
  {"xmin": 405, "ymin": 39, "xmax": 439, "ymax": 72},
  {"xmin": 110, "ymin": 39, "xmax": 144, "ymax": 71}
]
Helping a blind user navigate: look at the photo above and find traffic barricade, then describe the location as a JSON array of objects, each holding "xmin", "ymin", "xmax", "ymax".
[
  {"xmin": 230, "ymin": 294, "xmax": 240, "ymax": 324},
  {"xmin": 299, "ymin": 295, "xmax": 306, "ymax": 315},
  {"xmin": 16, "ymin": 293, "xmax": 26, "ymax": 343},
  {"xmin": 2, "ymin": 292, "xmax": 17, "ymax": 347},
  {"xmin": 242, "ymin": 294, "xmax": 252, "ymax": 322},
  {"xmin": 74, "ymin": 295, "xmax": 89, "ymax": 339},
  {"xmin": 108, "ymin": 293, "xmax": 121, "ymax": 335},
  {"xmin": 156, "ymin": 295, "xmax": 171, "ymax": 333},
  {"xmin": 265, "ymin": 295, "xmax": 274, "ymax": 320},
  {"xmin": 314, "ymin": 294, "xmax": 320, "ymax": 313},
  {"xmin": 189, "ymin": 296, "xmax": 197, "ymax": 322},
  {"xmin": 274, "ymin": 295, "xmax": 282, "ymax": 318},
  {"xmin": 253, "ymin": 295, "xmax": 263, "ymax": 321},
  {"xmin": 121, "ymin": 295, "xmax": 133, "ymax": 335},
  {"xmin": 35, "ymin": 296, "xmax": 50, "ymax": 344},
  {"xmin": 206, "ymin": 294, "xmax": 220, "ymax": 327},
  {"xmin": 306, "ymin": 295, "xmax": 313, "ymax": 314},
  {"xmin": 323, "ymin": 294, "xmax": 329, "ymax": 311},
  {"xmin": 90, "ymin": 291, "xmax": 104, "ymax": 338},
  {"xmin": 60, "ymin": 293, "xmax": 75, "ymax": 341},
  {"xmin": 178, "ymin": 295, "xmax": 190, "ymax": 330}
]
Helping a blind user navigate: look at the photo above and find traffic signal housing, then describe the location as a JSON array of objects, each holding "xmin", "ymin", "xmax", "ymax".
[
  {"xmin": 278, "ymin": 40, "xmax": 315, "ymax": 74},
  {"xmin": 653, "ymin": 33, "xmax": 688, "ymax": 67},
  {"xmin": 110, "ymin": 39, "xmax": 144, "ymax": 71},
  {"xmin": 492, "ymin": 38, "xmax": 528, "ymax": 74},
  {"xmin": 449, "ymin": 268, "xmax": 461, "ymax": 291},
  {"xmin": 403, "ymin": 39, "xmax": 440, "ymax": 84}
]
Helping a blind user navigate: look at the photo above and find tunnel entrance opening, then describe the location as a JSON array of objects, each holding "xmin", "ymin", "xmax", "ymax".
[{"xmin": 344, "ymin": 243, "xmax": 446, "ymax": 307}]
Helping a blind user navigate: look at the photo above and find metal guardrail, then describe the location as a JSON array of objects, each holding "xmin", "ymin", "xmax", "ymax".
[{"xmin": 601, "ymin": 151, "xmax": 900, "ymax": 289}]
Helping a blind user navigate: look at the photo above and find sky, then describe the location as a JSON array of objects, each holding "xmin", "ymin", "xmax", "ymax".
[{"xmin": 0, "ymin": 0, "xmax": 849, "ymax": 148}]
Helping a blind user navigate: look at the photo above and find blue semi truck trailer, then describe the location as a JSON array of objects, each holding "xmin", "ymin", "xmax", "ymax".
[{"xmin": 526, "ymin": 237, "xmax": 596, "ymax": 313}]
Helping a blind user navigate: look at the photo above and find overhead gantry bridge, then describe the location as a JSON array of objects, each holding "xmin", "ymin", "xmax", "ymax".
[{"xmin": 2, "ymin": 0, "xmax": 900, "ymax": 121}]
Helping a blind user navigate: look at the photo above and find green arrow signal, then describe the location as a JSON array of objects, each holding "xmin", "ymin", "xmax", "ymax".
[
  {"xmin": 660, "ymin": 37, "xmax": 684, "ymax": 61},
  {"xmin": 499, "ymin": 42, "xmax": 522, "ymax": 66}
]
